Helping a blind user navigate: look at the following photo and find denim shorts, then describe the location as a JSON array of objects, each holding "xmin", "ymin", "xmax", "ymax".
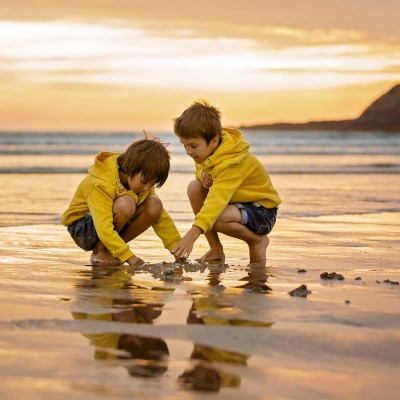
[
  {"xmin": 67, "ymin": 213, "xmax": 99, "ymax": 251},
  {"xmin": 233, "ymin": 202, "xmax": 277, "ymax": 235}
]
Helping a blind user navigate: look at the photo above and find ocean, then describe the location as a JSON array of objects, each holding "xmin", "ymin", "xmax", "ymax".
[
  {"xmin": 1, "ymin": 130, "xmax": 399, "ymax": 223},
  {"xmin": 1, "ymin": 129, "xmax": 400, "ymax": 173}
]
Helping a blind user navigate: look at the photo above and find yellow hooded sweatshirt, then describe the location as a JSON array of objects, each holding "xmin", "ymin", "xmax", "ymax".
[
  {"xmin": 194, "ymin": 128, "xmax": 281, "ymax": 233},
  {"xmin": 61, "ymin": 152, "xmax": 181, "ymax": 262}
]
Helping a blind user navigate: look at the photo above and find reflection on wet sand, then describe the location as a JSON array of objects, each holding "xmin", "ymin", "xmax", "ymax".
[
  {"xmin": 236, "ymin": 264, "xmax": 273, "ymax": 293},
  {"xmin": 72, "ymin": 261, "xmax": 275, "ymax": 392},
  {"xmin": 72, "ymin": 265, "xmax": 169, "ymax": 378},
  {"xmin": 178, "ymin": 263, "xmax": 274, "ymax": 392}
]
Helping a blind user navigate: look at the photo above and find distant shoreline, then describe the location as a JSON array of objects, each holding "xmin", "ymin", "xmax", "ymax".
[
  {"xmin": 241, "ymin": 83, "xmax": 400, "ymax": 132},
  {"xmin": 240, "ymin": 121, "xmax": 400, "ymax": 132}
]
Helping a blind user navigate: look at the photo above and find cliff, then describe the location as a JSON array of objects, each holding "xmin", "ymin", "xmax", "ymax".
[{"xmin": 242, "ymin": 84, "xmax": 400, "ymax": 132}]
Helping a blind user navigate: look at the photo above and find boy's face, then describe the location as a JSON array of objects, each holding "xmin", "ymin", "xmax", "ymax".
[
  {"xmin": 127, "ymin": 172, "xmax": 156, "ymax": 195},
  {"xmin": 179, "ymin": 136, "xmax": 220, "ymax": 164}
]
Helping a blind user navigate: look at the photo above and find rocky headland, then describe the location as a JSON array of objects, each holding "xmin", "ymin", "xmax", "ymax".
[{"xmin": 241, "ymin": 83, "xmax": 400, "ymax": 132}]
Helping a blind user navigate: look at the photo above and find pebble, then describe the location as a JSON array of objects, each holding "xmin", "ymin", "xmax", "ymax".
[
  {"xmin": 383, "ymin": 279, "xmax": 399, "ymax": 285},
  {"xmin": 320, "ymin": 271, "xmax": 345, "ymax": 280},
  {"xmin": 288, "ymin": 284, "xmax": 312, "ymax": 297}
]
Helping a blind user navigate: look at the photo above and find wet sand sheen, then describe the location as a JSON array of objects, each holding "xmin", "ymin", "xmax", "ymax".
[
  {"xmin": 0, "ymin": 170, "xmax": 400, "ymax": 399},
  {"xmin": 1, "ymin": 213, "xmax": 400, "ymax": 399}
]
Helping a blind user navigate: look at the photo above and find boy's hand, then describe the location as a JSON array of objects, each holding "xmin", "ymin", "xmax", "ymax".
[
  {"xmin": 201, "ymin": 172, "xmax": 213, "ymax": 189},
  {"xmin": 173, "ymin": 253, "xmax": 186, "ymax": 262},
  {"xmin": 173, "ymin": 226, "xmax": 203, "ymax": 259},
  {"xmin": 126, "ymin": 255, "xmax": 145, "ymax": 266}
]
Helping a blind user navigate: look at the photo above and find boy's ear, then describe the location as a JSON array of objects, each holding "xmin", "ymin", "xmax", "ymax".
[{"xmin": 211, "ymin": 136, "xmax": 220, "ymax": 146}]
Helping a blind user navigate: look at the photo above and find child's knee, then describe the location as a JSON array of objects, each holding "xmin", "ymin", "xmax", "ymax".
[
  {"xmin": 213, "ymin": 205, "xmax": 241, "ymax": 231},
  {"xmin": 187, "ymin": 179, "xmax": 204, "ymax": 198},
  {"xmin": 113, "ymin": 195, "xmax": 136, "ymax": 220},
  {"xmin": 144, "ymin": 195, "xmax": 162, "ymax": 219}
]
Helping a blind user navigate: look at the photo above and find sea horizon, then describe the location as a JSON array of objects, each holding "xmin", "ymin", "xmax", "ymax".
[
  {"xmin": 1, "ymin": 129, "xmax": 400, "ymax": 223},
  {"xmin": 2, "ymin": 129, "xmax": 400, "ymax": 172}
]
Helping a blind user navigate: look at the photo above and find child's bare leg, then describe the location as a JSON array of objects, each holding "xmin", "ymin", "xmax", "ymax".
[
  {"xmin": 213, "ymin": 205, "xmax": 269, "ymax": 264},
  {"xmin": 120, "ymin": 195, "xmax": 162, "ymax": 243},
  {"xmin": 199, "ymin": 238, "xmax": 225, "ymax": 262},
  {"xmin": 187, "ymin": 180, "xmax": 225, "ymax": 262},
  {"xmin": 91, "ymin": 195, "xmax": 137, "ymax": 265}
]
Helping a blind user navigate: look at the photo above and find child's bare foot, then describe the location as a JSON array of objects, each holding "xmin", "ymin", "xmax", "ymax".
[
  {"xmin": 197, "ymin": 247, "xmax": 225, "ymax": 263},
  {"xmin": 90, "ymin": 248, "xmax": 121, "ymax": 265},
  {"xmin": 249, "ymin": 235, "xmax": 269, "ymax": 264}
]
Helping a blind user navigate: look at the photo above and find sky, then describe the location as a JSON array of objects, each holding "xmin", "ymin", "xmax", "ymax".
[{"xmin": 0, "ymin": 0, "xmax": 399, "ymax": 132}]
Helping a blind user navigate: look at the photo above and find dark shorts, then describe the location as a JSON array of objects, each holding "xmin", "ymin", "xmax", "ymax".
[
  {"xmin": 67, "ymin": 214, "xmax": 99, "ymax": 251},
  {"xmin": 233, "ymin": 202, "xmax": 277, "ymax": 235}
]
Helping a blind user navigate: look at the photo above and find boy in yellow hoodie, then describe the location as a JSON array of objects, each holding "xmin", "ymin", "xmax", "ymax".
[
  {"xmin": 61, "ymin": 137, "xmax": 181, "ymax": 265},
  {"xmin": 172, "ymin": 101, "xmax": 281, "ymax": 264}
]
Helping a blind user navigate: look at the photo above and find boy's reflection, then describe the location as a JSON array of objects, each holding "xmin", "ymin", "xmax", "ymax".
[
  {"xmin": 236, "ymin": 263, "xmax": 273, "ymax": 293},
  {"xmin": 71, "ymin": 265, "xmax": 169, "ymax": 378},
  {"xmin": 179, "ymin": 263, "xmax": 274, "ymax": 392}
]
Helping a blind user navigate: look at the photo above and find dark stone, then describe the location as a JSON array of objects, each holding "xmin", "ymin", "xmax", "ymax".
[
  {"xmin": 320, "ymin": 272, "xmax": 345, "ymax": 280},
  {"xmin": 288, "ymin": 284, "xmax": 312, "ymax": 297}
]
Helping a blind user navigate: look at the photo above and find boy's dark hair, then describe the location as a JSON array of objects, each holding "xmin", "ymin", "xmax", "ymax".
[
  {"xmin": 117, "ymin": 138, "xmax": 170, "ymax": 188},
  {"xmin": 118, "ymin": 335, "xmax": 169, "ymax": 377},
  {"xmin": 174, "ymin": 100, "xmax": 222, "ymax": 144}
]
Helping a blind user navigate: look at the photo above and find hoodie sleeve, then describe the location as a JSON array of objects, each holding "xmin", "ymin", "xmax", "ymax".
[
  {"xmin": 149, "ymin": 189, "xmax": 181, "ymax": 251},
  {"xmin": 87, "ymin": 183, "xmax": 134, "ymax": 263},
  {"xmin": 194, "ymin": 166, "xmax": 244, "ymax": 233},
  {"xmin": 152, "ymin": 208, "xmax": 181, "ymax": 252}
]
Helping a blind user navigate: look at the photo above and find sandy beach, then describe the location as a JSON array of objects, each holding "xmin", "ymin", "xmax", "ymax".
[
  {"xmin": 0, "ymin": 169, "xmax": 399, "ymax": 400},
  {"xmin": 1, "ymin": 0, "xmax": 400, "ymax": 396}
]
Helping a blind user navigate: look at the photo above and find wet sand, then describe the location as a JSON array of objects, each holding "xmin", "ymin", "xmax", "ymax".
[{"xmin": 0, "ymin": 173, "xmax": 400, "ymax": 399}]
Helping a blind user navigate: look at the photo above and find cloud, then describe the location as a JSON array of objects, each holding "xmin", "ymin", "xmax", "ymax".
[
  {"xmin": 1, "ymin": 1, "xmax": 400, "ymax": 37},
  {"xmin": 1, "ymin": 20, "xmax": 399, "ymax": 93},
  {"xmin": 0, "ymin": 4, "xmax": 399, "ymax": 131}
]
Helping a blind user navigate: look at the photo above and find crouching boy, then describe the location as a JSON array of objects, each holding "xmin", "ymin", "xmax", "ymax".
[
  {"xmin": 61, "ymin": 137, "xmax": 181, "ymax": 266},
  {"xmin": 172, "ymin": 101, "xmax": 281, "ymax": 264}
]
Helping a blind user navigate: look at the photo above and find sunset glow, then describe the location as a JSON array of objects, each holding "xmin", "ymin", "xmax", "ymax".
[{"xmin": 0, "ymin": 0, "xmax": 399, "ymax": 131}]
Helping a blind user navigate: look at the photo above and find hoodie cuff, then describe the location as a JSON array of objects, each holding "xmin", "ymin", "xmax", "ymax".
[
  {"xmin": 193, "ymin": 219, "xmax": 209, "ymax": 234},
  {"xmin": 116, "ymin": 248, "xmax": 134, "ymax": 263},
  {"xmin": 166, "ymin": 239, "xmax": 181, "ymax": 253}
]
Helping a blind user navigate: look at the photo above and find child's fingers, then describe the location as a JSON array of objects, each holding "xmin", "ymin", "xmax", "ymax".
[
  {"xmin": 173, "ymin": 246, "xmax": 185, "ymax": 258},
  {"xmin": 174, "ymin": 247, "xmax": 191, "ymax": 259},
  {"xmin": 201, "ymin": 172, "xmax": 213, "ymax": 189},
  {"xmin": 185, "ymin": 248, "xmax": 192, "ymax": 258}
]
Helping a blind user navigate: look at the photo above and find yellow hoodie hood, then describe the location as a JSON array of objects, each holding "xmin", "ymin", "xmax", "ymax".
[
  {"xmin": 89, "ymin": 152, "xmax": 124, "ymax": 188},
  {"xmin": 197, "ymin": 128, "xmax": 249, "ymax": 174}
]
